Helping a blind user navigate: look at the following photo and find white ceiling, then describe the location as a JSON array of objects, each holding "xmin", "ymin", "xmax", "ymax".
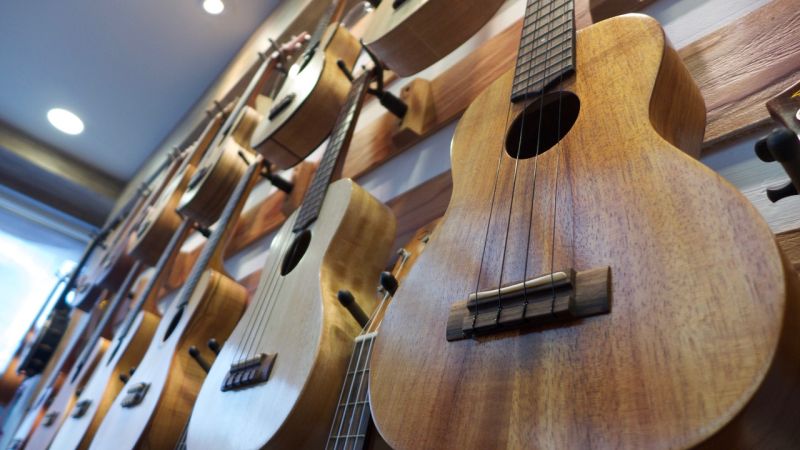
[{"xmin": 0, "ymin": 0, "xmax": 282, "ymax": 182}]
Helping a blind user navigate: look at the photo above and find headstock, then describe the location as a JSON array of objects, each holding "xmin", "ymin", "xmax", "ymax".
[{"xmin": 755, "ymin": 81, "xmax": 800, "ymax": 202}]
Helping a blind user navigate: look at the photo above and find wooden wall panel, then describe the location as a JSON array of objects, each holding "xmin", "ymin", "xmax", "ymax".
[
  {"xmin": 155, "ymin": 0, "xmax": 800, "ymax": 307},
  {"xmin": 680, "ymin": 0, "xmax": 800, "ymax": 148}
]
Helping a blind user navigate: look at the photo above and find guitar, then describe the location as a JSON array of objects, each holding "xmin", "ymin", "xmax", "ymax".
[
  {"xmin": 250, "ymin": 0, "xmax": 362, "ymax": 170},
  {"xmin": 325, "ymin": 219, "xmax": 439, "ymax": 450},
  {"xmin": 369, "ymin": 3, "xmax": 800, "ymax": 449},
  {"xmin": 49, "ymin": 221, "xmax": 193, "ymax": 450},
  {"xmin": 178, "ymin": 34, "xmax": 308, "ymax": 228},
  {"xmin": 755, "ymin": 80, "xmax": 800, "ymax": 202},
  {"xmin": 185, "ymin": 69, "xmax": 396, "ymax": 449},
  {"xmin": 361, "ymin": 0, "xmax": 505, "ymax": 76},
  {"xmin": 20, "ymin": 265, "xmax": 146, "ymax": 450},
  {"xmin": 89, "ymin": 157, "xmax": 263, "ymax": 449}
]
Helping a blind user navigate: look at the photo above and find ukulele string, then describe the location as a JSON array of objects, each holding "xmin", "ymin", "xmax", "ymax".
[
  {"xmin": 231, "ymin": 224, "xmax": 294, "ymax": 364},
  {"xmin": 549, "ymin": 1, "xmax": 572, "ymax": 316},
  {"xmin": 521, "ymin": 0, "xmax": 554, "ymax": 311},
  {"xmin": 471, "ymin": 0, "xmax": 545, "ymax": 332}
]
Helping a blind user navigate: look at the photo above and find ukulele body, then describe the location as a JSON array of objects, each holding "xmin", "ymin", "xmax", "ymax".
[
  {"xmin": 362, "ymin": 0, "xmax": 505, "ymax": 76},
  {"xmin": 186, "ymin": 179, "xmax": 395, "ymax": 449},
  {"xmin": 24, "ymin": 338, "xmax": 108, "ymax": 450},
  {"xmin": 251, "ymin": 25, "xmax": 361, "ymax": 170},
  {"xmin": 50, "ymin": 310, "xmax": 158, "ymax": 450},
  {"xmin": 370, "ymin": 14, "xmax": 800, "ymax": 449},
  {"xmin": 89, "ymin": 271, "xmax": 247, "ymax": 450}
]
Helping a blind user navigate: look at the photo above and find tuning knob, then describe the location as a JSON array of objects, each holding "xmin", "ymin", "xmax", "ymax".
[
  {"xmin": 188, "ymin": 346, "xmax": 211, "ymax": 373},
  {"xmin": 380, "ymin": 272, "xmax": 399, "ymax": 296},
  {"xmin": 767, "ymin": 182, "xmax": 799, "ymax": 202},
  {"xmin": 207, "ymin": 338, "xmax": 221, "ymax": 355},
  {"xmin": 755, "ymin": 127, "xmax": 800, "ymax": 203},
  {"xmin": 337, "ymin": 290, "xmax": 369, "ymax": 327},
  {"xmin": 119, "ymin": 373, "xmax": 130, "ymax": 383}
]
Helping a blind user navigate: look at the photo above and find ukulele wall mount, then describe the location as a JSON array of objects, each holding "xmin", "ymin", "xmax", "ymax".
[{"xmin": 755, "ymin": 127, "xmax": 800, "ymax": 202}]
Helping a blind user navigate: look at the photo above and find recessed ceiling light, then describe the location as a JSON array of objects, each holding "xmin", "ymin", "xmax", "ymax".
[
  {"xmin": 203, "ymin": 0, "xmax": 224, "ymax": 15},
  {"xmin": 47, "ymin": 108, "xmax": 84, "ymax": 135}
]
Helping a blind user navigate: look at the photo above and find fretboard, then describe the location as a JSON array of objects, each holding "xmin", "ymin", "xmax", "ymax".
[
  {"xmin": 72, "ymin": 260, "xmax": 142, "ymax": 380},
  {"xmin": 326, "ymin": 332, "xmax": 376, "ymax": 450},
  {"xmin": 305, "ymin": 0, "xmax": 344, "ymax": 56},
  {"xmin": 115, "ymin": 219, "xmax": 193, "ymax": 342},
  {"xmin": 511, "ymin": 0, "xmax": 576, "ymax": 102},
  {"xmin": 293, "ymin": 72, "xmax": 370, "ymax": 232}
]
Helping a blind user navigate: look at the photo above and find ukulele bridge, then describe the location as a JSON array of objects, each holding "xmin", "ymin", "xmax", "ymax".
[
  {"xmin": 121, "ymin": 382, "xmax": 150, "ymax": 408},
  {"xmin": 446, "ymin": 267, "xmax": 611, "ymax": 341},
  {"xmin": 221, "ymin": 353, "xmax": 277, "ymax": 391}
]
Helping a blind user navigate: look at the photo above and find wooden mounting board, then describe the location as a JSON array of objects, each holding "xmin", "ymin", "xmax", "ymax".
[{"xmin": 150, "ymin": 0, "xmax": 800, "ymax": 305}]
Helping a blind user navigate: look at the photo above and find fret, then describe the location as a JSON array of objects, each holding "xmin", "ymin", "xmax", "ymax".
[
  {"xmin": 293, "ymin": 72, "xmax": 371, "ymax": 232},
  {"xmin": 326, "ymin": 333, "xmax": 377, "ymax": 450},
  {"xmin": 512, "ymin": 0, "xmax": 576, "ymax": 102}
]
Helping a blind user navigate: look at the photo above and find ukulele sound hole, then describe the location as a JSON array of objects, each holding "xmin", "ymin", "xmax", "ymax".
[
  {"xmin": 163, "ymin": 305, "xmax": 185, "ymax": 341},
  {"xmin": 281, "ymin": 229, "xmax": 312, "ymax": 276},
  {"xmin": 505, "ymin": 91, "xmax": 580, "ymax": 159}
]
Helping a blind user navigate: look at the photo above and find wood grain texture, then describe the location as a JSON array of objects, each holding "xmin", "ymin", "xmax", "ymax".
[
  {"xmin": 362, "ymin": 0, "xmax": 505, "ymax": 77},
  {"xmin": 369, "ymin": 14, "xmax": 800, "ymax": 449},
  {"xmin": 252, "ymin": 25, "xmax": 361, "ymax": 170},
  {"xmin": 185, "ymin": 180, "xmax": 396, "ymax": 449},
  {"xmin": 680, "ymin": 0, "xmax": 800, "ymax": 148}
]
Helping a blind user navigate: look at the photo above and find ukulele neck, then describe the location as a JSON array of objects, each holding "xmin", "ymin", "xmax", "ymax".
[
  {"xmin": 292, "ymin": 72, "xmax": 371, "ymax": 232},
  {"xmin": 511, "ymin": 0, "xmax": 576, "ymax": 102}
]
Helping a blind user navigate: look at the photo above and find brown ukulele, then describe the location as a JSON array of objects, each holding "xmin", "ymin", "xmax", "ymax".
[
  {"xmin": 369, "ymin": 2, "xmax": 800, "ymax": 449},
  {"xmin": 89, "ymin": 157, "xmax": 263, "ymax": 449},
  {"xmin": 325, "ymin": 219, "xmax": 439, "ymax": 450},
  {"xmin": 184, "ymin": 68, "xmax": 395, "ymax": 449},
  {"xmin": 250, "ymin": 0, "xmax": 362, "ymax": 169},
  {"xmin": 362, "ymin": 0, "xmax": 505, "ymax": 76},
  {"xmin": 178, "ymin": 34, "xmax": 308, "ymax": 228}
]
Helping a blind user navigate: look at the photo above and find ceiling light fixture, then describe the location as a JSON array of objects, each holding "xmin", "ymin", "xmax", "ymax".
[
  {"xmin": 203, "ymin": 0, "xmax": 224, "ymax": 15},
  {"xmin": 47, "ymin": 108, "xmax": 84, "ymax": 135}
]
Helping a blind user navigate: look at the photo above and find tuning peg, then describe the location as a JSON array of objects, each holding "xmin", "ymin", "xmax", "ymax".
[
  {"xmin": 129, "ymin": 366, "xmax": 136, "ymax": 376},
  {"xmin": 755, "ymin": 136, "xmax": 774, "ymax": 162},
  {"xmin": 337, "ymin": 290, "xmax": 369, "ymax": 327},
  {"xmin": 260, "ymin": 164, "xmax": 294, "ymax": 194},
  {"xmin": 767, "ymin": 182, "xmax": 799, "ymax": 203},
  {"xmin": 380, "ymin": 272, "xmax": 399, "ymax": 296},
  {"xmin": 207, "ymin": 338, "xmax": 221, "ymax": 355},
  {"xmin": 119, "ymin": 373, "xmax": 130, "ymax": 383},
  {"xmin": 195, "ymin": 225, "xmax": 211, "ymax": 238},
  {"xmin": 188, "ymin": 346, "xmax": 211, "ymax": 373}
]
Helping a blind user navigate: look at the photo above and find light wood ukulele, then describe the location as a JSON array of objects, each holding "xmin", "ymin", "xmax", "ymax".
[
  {"xmin": 185, "ymin": 69, "xmax": 395, "ymax": 449},
  {"xmin": 369, "ymin": 2, "xmax": 800, "ymax": 449},
  {"xmin": 89, "ymin": 157, "xmax": 263, "ymax": 450},
  {"xmin": 325, "ymin": 219, "xmax": 439, "ymax": 450},
  {"xmin": 178, "ymin": 34, "xmax": 308, "ymax": 228},
  {"xmin": 362, "ymin": 0, "xmax": 505, "ymax": 76},
  {"xmin": 48, "ymin": 220, "xmax": 194, "ymax": 450}
]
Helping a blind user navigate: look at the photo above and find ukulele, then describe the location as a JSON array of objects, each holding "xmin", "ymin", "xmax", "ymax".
[
  {"xmin": 89, "ymin": 157, "xmax": 263, "ymax": 450},
  {"xmin": 369, "ymin": 3, "xmax": 800, "ymax": 449},
  {"xmin": 49, "ymin": 220, "xmax": 194, "ymax": 450},
  {"xmin": 178, "ymin": 34, "xmax": 308, "ymax": 228},
  {"xmin": 326, "ymin": 219, "xmax": 439, "ymax": 450},
  {"xmin": 127, "ymin": 108, "xmax": 232, "ymax": 266},
  {"xmin": 250, "ymin": 0, "xmax": 362, "ymax": 170},
  {"xmin": 755, "ymin": 80, "xmax": 800, "ymax": 202},
  {"xmin": 21, "ymin": 261, "xmax": 147, "ymax": 450},
  {"xmin": 362, "ymin": 0, "xmax": 505, "ymax": 77},
  {"xmin": 185, "ymin": 69, "xmax": 396, "ymax": 449}
]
